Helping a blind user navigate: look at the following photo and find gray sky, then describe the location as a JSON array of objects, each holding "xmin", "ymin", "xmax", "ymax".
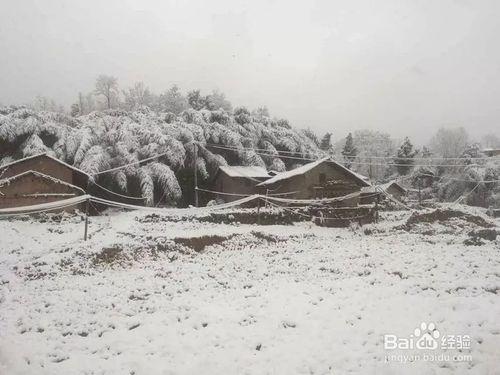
[{"xmin": 0, "ymin": 0, "xmax": 499, "ymax": 144}]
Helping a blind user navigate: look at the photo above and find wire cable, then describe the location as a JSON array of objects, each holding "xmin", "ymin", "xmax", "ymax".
[{"xmin": 89, "ymin": 179, "xmax": 145, "ymax": 201}]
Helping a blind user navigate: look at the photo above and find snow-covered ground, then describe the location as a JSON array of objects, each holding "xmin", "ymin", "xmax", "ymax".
[{"xmin": 0, "ymin": 206, "xmax": 499, "ymax": 374}]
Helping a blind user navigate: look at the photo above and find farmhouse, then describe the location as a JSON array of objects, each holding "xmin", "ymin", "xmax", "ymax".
[
  {"xmin": 482, "ymin": 148, "xmax": 500, "ymax": 157},
  {"xmin": 0, "ymin": 153, "xmax": 90, "ymax": 209},
  {"xmin": 257, "ymin": 157, "xmax": 370, "ymax": 204},
  {"xmin": 212, "ymin": 165, "xmax": 270, "ymax": 202},
  {"xmin": 359, "ymin": 180, "xmax": 407, "ymax": 205},
  {"xmin": 0, "ymin": 170, "xmax": 86, "ymax": 209},
  {"xmin": 380, "ymin": 180, "xmax": 407, "ymax": 200},
  {"xmin": 0, "ymin": 153, "xmax": 89, "ymax": 188}
]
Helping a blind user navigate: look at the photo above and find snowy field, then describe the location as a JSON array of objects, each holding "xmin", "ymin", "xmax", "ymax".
[{"xmin": 0, "ymin": 206, "xmax": 499, "ymax": 374}]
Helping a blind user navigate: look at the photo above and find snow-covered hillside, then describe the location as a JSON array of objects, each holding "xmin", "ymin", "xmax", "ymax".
[{"xmin": 0, "ymin": 206, "xmax": 498, "ymax": 374}]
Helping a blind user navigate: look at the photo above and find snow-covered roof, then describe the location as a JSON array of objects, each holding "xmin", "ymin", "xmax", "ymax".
[
  {"xmin": 379, "ymin": 180, "xmax": 406, "ymax": 193},
  {"xmin": 361, "ymin": 180, "xmax": 406, "ymax": 194},
  {"xmin": 482, "ymin": 148, "xmax": 500, "ymax": 156},
  {"xmin": 219, "ymin": 166, "xmax": 270, "ymax": 178},
  {"xmin": 257, "ymin": 157, "xmax": 370, "ymax": 187},
  {"xmin": 0, "ymin": 170, "xmax": 86, "ymax": 194},
  {"xmin": 0, "ymin": 153, "xmax": 90, "ymax": 177}
]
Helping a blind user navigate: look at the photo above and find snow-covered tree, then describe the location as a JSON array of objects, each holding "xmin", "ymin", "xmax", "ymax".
[
  {"xmin": 350, "ymin": 130, "xmax": 394, "ymax": 181},
  {"xmin": 156, "ymin": 85, "xmax": 188, "ymax": 114},
  {"xmin": 30, "ymin": 96, "xmax": 64, "ymax": 113},
  {"xmin": 187, "ymin": 90, "xmax": 206, "ymax": 110},
  {"xmin": 429, "ymin": 127, "xmax": 469, "ymax": 158},
  {"xmin": 95, "ymin": 75, "xmax": 119, "ymax": 109},
  {"xmin": 122, "ymin": 82, "xmax": 155, "ymax": 111},
  {"xmin": 341, "ymin": 133, "xmax": 357, "ymax": 169},
  {"xmin": 70, "ymin": 103, "xmax": 80, "ymax": 117},
  {"xmin": 320, "ymin": 132, "xmax": 332, "ymax": 153},
  {"xmin": 205, "ymin": 90, "xmax": 232, "ymax": 112},
  {"xmin": 252, "ymin": 106, "xmax": 270, "ymax": 119},
  {"xmin": 394, "ymin": 137, "xmax": 417, "ymax": 175},
  {"xmin": 481, "ymin": 133, "xmax": 500, "ymax": 149}
]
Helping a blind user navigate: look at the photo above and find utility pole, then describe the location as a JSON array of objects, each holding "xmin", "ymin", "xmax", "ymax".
[{"xmin": 194, "ymin": 142, "xmax": 199, "ymax": 207}]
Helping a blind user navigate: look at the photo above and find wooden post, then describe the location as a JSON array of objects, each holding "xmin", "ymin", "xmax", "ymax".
[
  {"xmin": 418, "ymin": 175, "xmax": 422, "ymax": 206},
  {"xmin": 369, "ymin": 157, "xmax": 373, "ymax": 180},
  {"xmin": 194, "ymin": 142, "xmax": 199, "ymax": 207},
  {"xmin": 375, "ymin": 195, "xmax": 379, "ymax": 223},
  {"xmin": 257, "ymin": 198, "xmax": 261, "ymax": 225},
  {"xmin": 84, "ymin": 198, "xmax": 89, "ymax": 241}
]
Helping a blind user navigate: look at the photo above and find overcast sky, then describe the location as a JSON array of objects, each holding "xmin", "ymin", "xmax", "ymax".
[{"xmin": 0, "ymin": 0, "xmax": 499, "ymax": 144}]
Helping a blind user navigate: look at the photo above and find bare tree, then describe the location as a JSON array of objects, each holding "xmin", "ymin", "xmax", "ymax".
[
  {"xmin": 429, "ymin": 127, "xmax": 469, "ymax": 158},
  {"xmin": 30, "ymin": 95, "xmax": 64, "ymax": 112},
  {"xmin": 123, "ymin": 82, "xmax": 154, "ymax": 110},
  {"xmin": 95, "ymin": 75, "xmax": 118, "ymax": 109},
  {"xmin": 481, "ymin": 133, "xmax": 500, "ymax": 149}
]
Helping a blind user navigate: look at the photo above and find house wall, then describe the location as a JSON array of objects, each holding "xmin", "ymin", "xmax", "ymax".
[
  {"xmin": 0, "ymin": 174, "xmax": 83, "ymax": 209},
  {"xmin": 359, "ymin": 191, "xmax": 381, "ymax": 205},
  {"xmin": 386, "ymin": 185, "xmax": 405, "ymax": 200},
  {"xmin": 1, "ymin": 155, "xmax": 74, "ymax": 185},
  {"xmin": 260, "ymin": 162, "xmax": 364, "ymax": 206},
  {"xmin": 214, "ymin": 173, "xmax": 263, "ymax": 203}
]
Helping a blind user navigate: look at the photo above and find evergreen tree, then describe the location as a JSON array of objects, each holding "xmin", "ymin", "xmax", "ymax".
[
  {"xmin": 341, "ymin": 133, "xmax": 357, "ymax": 168},
  {"xmin": 302, "ymin": 129, "xmax": 320, "ymax": 148},
  {"xmin": 320, "ymin": 132, "xmax": 332, "ymax": 152},
  {"xmin": 394, "ymin": 137, "xmax": 417, "ymax": 175},
  {"xmin": 70, "ymin": 103, "xmax": 80, "ymax": 117}
]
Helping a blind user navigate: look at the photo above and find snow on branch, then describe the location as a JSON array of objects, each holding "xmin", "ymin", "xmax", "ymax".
[{"xmin": 148, "ymin": 162, "xmax": 182, "ymax": 204}]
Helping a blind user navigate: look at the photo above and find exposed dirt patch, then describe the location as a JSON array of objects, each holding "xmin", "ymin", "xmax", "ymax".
[
  {"xmin": 250, "ymin": 231, "xmax": 288, "ymax": 243},
  {"xmin": 401, "ymin": 209, "xmax": 494, "ymax": 230},
  {"xmin": 463, "ymin": 237, "xmax": 486, "ymax": 246},
  {"xmin": 197, "ymin": 210, "xmax": 307, "ymax": 225},
  {"xmin": 136, "ymin": 213, "xmax": 187, "ymax": 223},
  {"xmin": 172, "ymin": 234, "xmax": 236, "ymax": 252},
  {"xmin": 468, "ymin": 229, "xmax": 499, "ymax": 242},
  {"xmin": 93, "ymin": 246, "xmax": 124, "ymax": 265},
  {"xmin": 136, "ymin": 210, "xmax": 309, "ymax": 225}
]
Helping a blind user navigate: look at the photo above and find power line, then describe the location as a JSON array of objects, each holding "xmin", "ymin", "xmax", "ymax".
[
  {"xmin": 195, "ymin": 187, "xmax": 300, "ymax": 197},
  {"xmin": 92, "ymin": 151, "xmax": 171, "ymax": 176},
  {"xmin": 205, "ymin": 144, "xmax": 318, "ymax": 162},
  {"xmin": 204, "ymin": 142, "xmax": 322, "ymax": 156},
  {"xmin": 83, "ymin": 140, "xmax": 499, "ymax": 179},
  {"xmin": 89, "ymin": 179, "xmax": 145, "ymax": 201},
  {"xmin": 205, "ymin": 142, "xmax": 500, "ymax": 161},
  {"xmin": 417, "ymin": 173, "xmax": 500, "ymax": 183},
  {"xmin": 205, "ymin": 143, "xmax": 490, "ymax": 168}
]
